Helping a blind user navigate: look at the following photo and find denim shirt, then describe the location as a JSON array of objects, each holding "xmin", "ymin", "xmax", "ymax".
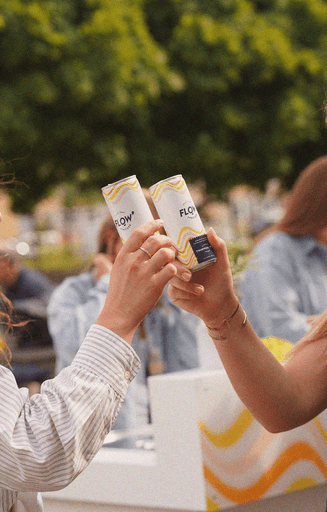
[
  {"xmin": 239, "ymin": 232, "xmax": 327, "ymax": 343},
  {"xmin": 47, "ymin": 271, "xmax": 200, "ymax": 431}
]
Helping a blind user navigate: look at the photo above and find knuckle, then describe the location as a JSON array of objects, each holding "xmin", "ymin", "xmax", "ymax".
[
  {"xmin": 161, "ymin": 247, "xmax": 176, "ymax": 262},
  {"xmin": 132, "ymin": 225, "xmax": 144, "ymax": 237},
  {"xmin": 148, "ymin": 235, "xmax": 159, "ymax": 247}
]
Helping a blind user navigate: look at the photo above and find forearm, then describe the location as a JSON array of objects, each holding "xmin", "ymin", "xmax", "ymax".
[
  {"xmin": 208, "ymin": 304, "xmax": 305, "ymax": 432},
  {"xmin": 0, "ymin": 325, "xmax": 140, "ymax": 492},
  {"xmin": 168, "ymin": 229, "xmax": 327, "ymax": 431}
]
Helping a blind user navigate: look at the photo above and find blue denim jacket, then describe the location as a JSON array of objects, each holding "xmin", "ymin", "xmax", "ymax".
[
  {"xmin": 47, "ymin": 271, "xmax": 200, "ymax": 431},
  {"xmin": 240, "ymin": 232, "xmax": 327, "ymax": 343}
]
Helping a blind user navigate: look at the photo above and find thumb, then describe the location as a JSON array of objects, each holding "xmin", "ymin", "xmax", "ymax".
[{"xmin": 206, "ymin": 228, "xmax": 230, "ymax": 267}]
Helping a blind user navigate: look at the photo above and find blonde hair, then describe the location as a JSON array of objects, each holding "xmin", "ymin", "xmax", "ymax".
[{"xmin": 286, "ymin": 308, "xmax": 327, "ymax": 359}]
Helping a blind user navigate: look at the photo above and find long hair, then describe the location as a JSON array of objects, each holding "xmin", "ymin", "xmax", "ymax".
[
  {"xmin": 0, "ymin": 290, "xmax": 16, "ymax": 365},
  {"xmin": 275, "ymin": 156, "xmax": 327, "ymax": 236},
  {"xmin": 0, "ymin": 174, "xmax": 28, "ymax": 365}
]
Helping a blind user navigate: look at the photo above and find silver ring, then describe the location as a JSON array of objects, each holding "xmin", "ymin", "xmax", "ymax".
[{"xmin": 139, "ymin": 246, "xmax": 152, "ymax": 259}]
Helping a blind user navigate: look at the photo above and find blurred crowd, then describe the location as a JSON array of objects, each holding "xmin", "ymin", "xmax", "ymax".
[
  {"xmin": 7, "ymin": 165, "xmax": 326, "ymax": 449},
  {"xmin": 0, "ymin": 178, "xmax": 287, "ymax": 392}
]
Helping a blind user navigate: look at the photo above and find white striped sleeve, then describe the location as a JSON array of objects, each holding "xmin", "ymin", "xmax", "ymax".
[{"xmin": 0, "ymin": 324, "xmax": 140, "ymax": 495}]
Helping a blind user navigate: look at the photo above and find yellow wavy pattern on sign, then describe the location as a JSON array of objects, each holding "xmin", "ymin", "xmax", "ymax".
[
  {"xmin": 206, "ymin": 496, "xmax": 220, "ymax": 511},
  {"xmin": 286, "ymin": 478, "xmax": 318, "ymax": 493},
  {"xmin": 103, "ymin": 179, "xmax": 139, "ymax": 202},
  {"xmin": 200, "ymin": 408, "xmax": 254, "ymax": 448},
  {"xmin": 204, "ymin": 441, "xmax": 327, "ymax": 504},
  {"xmin": 151, "ymin": 178, "xmax": 184, "ymax": 201}
]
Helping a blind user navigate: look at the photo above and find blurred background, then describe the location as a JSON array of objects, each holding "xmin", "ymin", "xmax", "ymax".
[{"xmin": 0, "ymin": 0, "xmax": 326, "ymax": 275}]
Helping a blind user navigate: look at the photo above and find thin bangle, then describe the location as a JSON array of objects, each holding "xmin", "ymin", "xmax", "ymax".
[{"xmin": 206, "ymin": 303, "xmax": 248, "ymax": 341}]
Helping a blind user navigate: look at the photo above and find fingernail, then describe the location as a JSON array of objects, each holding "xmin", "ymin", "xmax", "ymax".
[
  {"xmin": 182, "ymin": 272, "xmax": 192, "ymax": 281},
  {"xmin": 194, "ymin": 285, "xmax": 204, "ymax": 295}
]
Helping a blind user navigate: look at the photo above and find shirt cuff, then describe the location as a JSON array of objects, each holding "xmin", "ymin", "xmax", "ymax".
[{"xmin": 71, "ymin": 324, "xmax": 141, "ymax": 398}]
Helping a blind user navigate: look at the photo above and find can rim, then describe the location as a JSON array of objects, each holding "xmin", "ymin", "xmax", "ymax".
[
  {"xmin": 101, "ymin": 175, "xmax": 137, "ymax": 192},
  {"xmin": 149, "ymin": 175, "xmax": 183, "ymax": 191}
]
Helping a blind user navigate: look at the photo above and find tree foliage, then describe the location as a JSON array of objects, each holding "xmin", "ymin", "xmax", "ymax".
[
  {"xmin": 144, "ymin": 0, "xmax": 327, "ymax": 194},
  {"xmin": 0, "ymin": 0, "xmax": 327, "ymax": 211}
]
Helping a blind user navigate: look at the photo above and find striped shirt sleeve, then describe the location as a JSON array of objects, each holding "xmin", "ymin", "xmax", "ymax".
[{"xmin": 0, "ymin": 324, "xmax": 140, "ymax": 499}]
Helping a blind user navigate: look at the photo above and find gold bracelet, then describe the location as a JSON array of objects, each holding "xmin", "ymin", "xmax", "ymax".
[{"xmin": 206, "ymin": 304, "xmax": 248, "ymax": 341}]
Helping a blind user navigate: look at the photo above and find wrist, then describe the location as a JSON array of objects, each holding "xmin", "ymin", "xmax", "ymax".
[
  {"xmin": 204, "ymin": 294, "xmax": 239, "ymax": 328},
  {"xmin": 206, "ymin": 300, "xmax": 248, "ymax": 341},
  {"xmin": 95, "ymin": 313, "xmax": 136, "ymax": 345}
]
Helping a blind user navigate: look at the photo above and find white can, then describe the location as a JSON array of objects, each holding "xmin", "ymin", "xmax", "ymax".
[
  {"xmin": 149, "ymin": 175, "xmax": 216, "ymax": 271},
  {"xmin": 102, "ymin": 176, "xmax": 154, "ymax": 242}
]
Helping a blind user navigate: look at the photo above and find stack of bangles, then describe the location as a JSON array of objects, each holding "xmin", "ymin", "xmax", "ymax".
[{"xmin": 206, "ymin": 301, "xmax": 247, "ymax": 341}]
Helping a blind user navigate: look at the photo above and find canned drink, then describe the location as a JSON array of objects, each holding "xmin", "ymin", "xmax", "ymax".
[
  {"xmin": 102, "ymin": 176, "xmax": 154, "ymax": 242},
  {"xmin": 149, "ymin": 175, "xmax": 216, "ymax": 271}
]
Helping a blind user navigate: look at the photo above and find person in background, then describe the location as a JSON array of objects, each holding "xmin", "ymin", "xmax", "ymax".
[
  {"xmin": 0, "ymin": 250, "xmax": 53, "ymax": 325},
  {"xmin": 1, "ymin": 218, "xmax": 185, "ymax": 512},
  {"xmin": 0, "ymin": 250, "xmax": 55, "ymax": 389},
  {"xmin": 239, "ymin": 156, "xmax": 327, "ymax": 343},
  {"xmin": 48, "ymin": 202, "xmax": 200, "ymax": 433}
]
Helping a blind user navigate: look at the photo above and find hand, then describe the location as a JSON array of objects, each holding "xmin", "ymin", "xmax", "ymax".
[
  {"xmin": 92, "ymin": 253, "xmax": 114, "ymax": 280},
  {"xmin": 96, "ymin": 220, "xmax": 179, "ymax": 343},
  {"xmin": 167, "ymin": 227, "xmax": 239, "ymax": 327}
]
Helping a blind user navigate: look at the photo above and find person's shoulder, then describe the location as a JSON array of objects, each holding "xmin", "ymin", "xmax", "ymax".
[
  {"xmin": 20, "ymin": 266, "xmax": 53, "ymax": 286},
  {"xmin": 254, "ymin": 231, "xmax": 297, "ymax": 255},
  {"xmin": 54, "ymin": 271, "xmax": 93, "ymax": 292}
]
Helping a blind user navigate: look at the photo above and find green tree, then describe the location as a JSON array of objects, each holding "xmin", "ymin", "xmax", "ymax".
[
  {"xmin": 141, "ymin": 0, "xmax": 327, "ymax": 196},
  {"xmin": 1, "ymin": 0, "xmax": 327, "ymax": 211},
  {"xmin": 0, "ymin": 0, "xmax": 181, "ymax": 211}
]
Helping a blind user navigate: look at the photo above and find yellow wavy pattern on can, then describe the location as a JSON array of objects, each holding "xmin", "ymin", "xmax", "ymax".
[
  {"xmin": 204, "ymin": 441, "xmax": 327, "ymax": 504},
  {"xmin": 103, "ymin": 178, "xmax": 139, "ymax": 204},
  {"xmin": 151, "ymin": 178, "xmax": 185, "ymax": 202},
  {"xmin": 171, "ymin": 226, "xmax": 205, "ymax": 268}
]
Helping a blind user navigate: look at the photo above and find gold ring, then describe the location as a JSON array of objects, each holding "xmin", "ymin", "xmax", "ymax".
[{"xmin": 139, "ymin": 246, "xmax": 152, "ymax": 259}]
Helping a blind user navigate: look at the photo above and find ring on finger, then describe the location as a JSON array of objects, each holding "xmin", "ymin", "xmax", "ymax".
[{"xmin": 139, "ymin": 246, "xmax": 152, "ymax": 259}]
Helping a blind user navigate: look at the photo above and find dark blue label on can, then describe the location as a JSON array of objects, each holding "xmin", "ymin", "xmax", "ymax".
[{"xmin": 190, "ymin": 234, "xmax": 216, "ymax": 264}]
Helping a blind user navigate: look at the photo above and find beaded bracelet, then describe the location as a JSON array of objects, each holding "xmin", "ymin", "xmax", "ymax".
[{"xmin": 206, "ymin": 301, "xmax": 248, "ymax": 341}]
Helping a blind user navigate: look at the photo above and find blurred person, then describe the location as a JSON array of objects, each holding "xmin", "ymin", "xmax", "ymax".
[
  {"xmin": 0, "ymin": 250, "xmax": 53, "ymax": 324},
  {"xmin": 48, "ymin": 196, "xmax": 200, "ymax": 433},
  {"xmin": 1, "ymin": 217, "xmax": 186, "ymax": 512},
  {"xmin": 228, "ymin": 185, "xmax": 262, "ymax": 240},
  {"xmin": 0, "ymin": 250, "xmax": 55, "ymax": 389},
  {"xmin": 239, "ymin": 156, "xmax": 327, "ymax": 343},
  {"xmin": 201, "ymin": 199, "xmax": 235, "ymax": 243},
  {"xmin": 250, "ymin": 178, "xmax": 285, "ymax": 237}
]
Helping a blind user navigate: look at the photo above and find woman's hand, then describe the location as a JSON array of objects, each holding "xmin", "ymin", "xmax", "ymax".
[
  {"xmin": 96, "ymin": 219, "xmax": 180, "ymax": 343},
  {"xmin": 168, "ymin": 227, "xmax": 239, "ymax": 327}
]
